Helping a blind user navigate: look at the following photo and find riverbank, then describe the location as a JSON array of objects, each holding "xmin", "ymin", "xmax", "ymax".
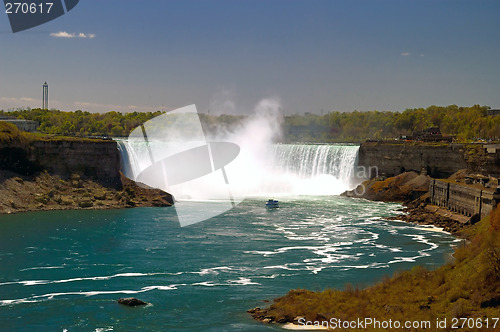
[
  {"xmin": 0, "ymin": 170, "xmax": 173, "ymax": 214},
  {"xmin": 249, "ymin": 171, "xmax": 500, "ymax": 327}
]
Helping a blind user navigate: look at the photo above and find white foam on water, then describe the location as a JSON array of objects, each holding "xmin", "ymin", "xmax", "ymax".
[
  {"xmin": 388, "ymin": 256, "xmax": 420, "ymax": 264},
  {"xmin": 195, "ymin": 266, "xmax": 232, "ymax": 275},
  {"xmin": 254, "ymin": 274, "xmax": 280, "ymax": 279},
  {"xmin": 19, "ymin": 266, "xmax": 64, "ymax": 272},
  {"xmin": 94, "ymin": 327, "xmax": 113, "ymax": 332},
  {"xmin": 0, "ymin": 272, "xmax": 167, "ymax": 287},
  {"xmin": 0, "ymin": 284, "xmax": 179, "ymax": 306},
  {"xmin": 227, "ymin": 277, "xmax": 259, "ymax": 285},
  {"xmin": 244, "ymin": 250, "xmax": 278, "ymax": 256},
  {"xmin": 415, "ymin": 226, "xmax": 450, "ymax": 234},
  {"xmin": 263, "ymin": 265, "xmax": 300, "ymax": 271},
  {"xmin": 192, "ymin": 281, "xmax": 217, "ymax": 287},
  {"xmin": 141, "ymin": 285, "xmax": 179, "ymax": 291}
]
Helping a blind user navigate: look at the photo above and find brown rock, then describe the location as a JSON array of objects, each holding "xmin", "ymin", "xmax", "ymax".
[
  {"xmin": 78, "ymin": 199, "xmax": 93, "ymax": 208},
  {"xmin": 117, "ymin": 297, "xmax": 148, "ymax": 306}
]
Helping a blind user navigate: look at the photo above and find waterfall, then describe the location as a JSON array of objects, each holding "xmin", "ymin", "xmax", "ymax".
[
  {"xmin": 117, "ymin": 141, "xmax": 360, "ymax": 197},
  {"xmin": 264, "ymin": 144, "xmax": 360, "ymax": 195},
  {"xmin": 272, "ymin": 144, "xmax": 359, "ymax": 182},
  {"xmin": 116, "ymin": 140, "xmax": 141, "ymax": 180}
]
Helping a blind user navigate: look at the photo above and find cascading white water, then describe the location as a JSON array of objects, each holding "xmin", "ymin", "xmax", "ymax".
[
  {"xmin": 272, "ymin": 144, "xmax": 358, "ymax": 181},
  {"xmin": 117, "ymin": 141, "xmax": 360, "ymax": 197},
  {"xmin": 116, "ymin": 140, "xmax": 141, "ymax": 180},
  {"xmin": 268, "ymin": 144, "xmax": 359, "ymax": 195}
]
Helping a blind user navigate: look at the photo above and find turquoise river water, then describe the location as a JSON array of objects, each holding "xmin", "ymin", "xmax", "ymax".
[{"xmin": 0, "ymin": 196, "xmax": 458, "ymax": 331}]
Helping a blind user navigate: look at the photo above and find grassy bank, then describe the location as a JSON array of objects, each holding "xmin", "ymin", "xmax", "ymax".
[
  {"xmin": 0, "ymin": 121, "xmax": 33, "ymax": 144},
  {"xmin": 250, "ymin": 206, "xmax": 500, "ymax": 327},
  {"xmin": 0, "ymin": 121, "xmax": 109, "ymax": 144}
]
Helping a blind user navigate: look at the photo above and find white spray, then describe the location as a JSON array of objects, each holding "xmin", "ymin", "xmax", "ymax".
[{"xmin": 118, "ymin": 98, "xmax": 360, "ymax": 200}]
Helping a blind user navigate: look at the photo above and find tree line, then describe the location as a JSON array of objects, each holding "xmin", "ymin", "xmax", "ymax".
[
  {"xmin": 0, "ymin": 108, "xmax": 162, "ymax": 137},
  {"xmin": 1, "ymin": 105, "xmax": 499, "ymax": 142},
  {"xmin": 285, "ymin": 105, "xmax": 500, "ymax": 142}
]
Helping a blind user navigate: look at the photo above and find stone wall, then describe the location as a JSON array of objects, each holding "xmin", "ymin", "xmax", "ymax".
[
  {"xmin": 359, "ymin": 142, "xmax": 500, "ymax": 178},
  {"xmin": 0, "ymin": 139, "xmax": 121, "ymax": 185},
  {"xmin": 29, "ymin": 140, "xmax": 120, "ymax": 185}
]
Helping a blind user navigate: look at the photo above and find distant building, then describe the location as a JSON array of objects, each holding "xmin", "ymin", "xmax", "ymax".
[
  {"xmin": 430, "ymin": 179, "xmax": 500, "ymax": 219},
  {"xmin": 0, "ymin": 115, "xmax": 16, "ymax": 121},
  {"xmin": 484, "ymin": 143, "xmax": 500, "ymax": 154},
  {"xmin": 43, "ymin": 81, "xmax": 48, "ymax": 110},
  {"xmin": 413, "ymin": 127, "xmax": 454, "ymax": 142},
  {"xmin": 487, "ymin": 109, "xmax": 500, "ymax": 116},
  {"xmin": 0, "ymin": 116, "xmax": 39, "ymax": 132}
]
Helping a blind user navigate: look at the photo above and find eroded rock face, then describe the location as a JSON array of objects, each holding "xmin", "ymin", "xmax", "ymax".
[
  {"xmin": 358, "ymin": 142, "xmax": 468, "ymax": 178},
  {"xmin": 0, "ymin": 170, "xmax": 173, "ymax": 214},
  {"xmin": 0, "ymin": 139, "xmax": 121, "ymax": 186},
  {"xmin": 343, "ymin": 171, "xmax": 430, "ymax": 203},
  {"xmin": 0, "ymin": 137, "xmax": 175, "ymax": 214},
  {"xmin": 28, "ymin": 140, "xmax": 121, "ymax": 186},
  {"xmin": 117, "ymin": 298, "xmax": 148, "ymax": 306},
  {"xmin": 358, "ymin": 142, "xmax": 500, "ymax": 179}
]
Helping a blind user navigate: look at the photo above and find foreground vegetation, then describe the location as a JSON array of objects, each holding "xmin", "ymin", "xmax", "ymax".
[
  {"xmin": 0, "ymin": 121, "xmax": 109, "ymax": 145},
  {"xmin": 1, "ymin": 104, "xmax": 499, "ymax": 141},
  {"xmin": 250, "ymin": 206, "xmax": 500, "ymax": 328},
  {"xmin": 0, "ymin": 121, "xmax": 32, "ymax": 144}
]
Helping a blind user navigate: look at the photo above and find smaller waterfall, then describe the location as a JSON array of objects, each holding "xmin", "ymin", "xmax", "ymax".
[{"xmin": 116, "ymin": 141, "xmax": 141, "ymax": 180}]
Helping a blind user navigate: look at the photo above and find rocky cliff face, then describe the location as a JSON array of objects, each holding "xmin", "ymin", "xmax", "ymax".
[
  {"xmin": 0, "ymin": 139, "xmax": 120, "ymax": 185},
  {"xmin": 0, "ymin": 138, "xmax": 174, "ymax": 214},
  {"xmin": 463, "ymin": 144, "xmax": 500, "ymax": 178},
  {"xmin": 0, "ymin": 170, "xmax": 173, "ymax": 214},
  {"xmin": 28, "ymin": 140, "xmax": 120, "ymax": 185},
  {"xmin": 359, "ymin": 142, "xmax": 500, "ymax": 178}
]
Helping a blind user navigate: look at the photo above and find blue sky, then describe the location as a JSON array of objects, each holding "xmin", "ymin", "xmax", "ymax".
[{"xmin": 1, "ymin": 0, "xmax": 499, "ymax": 114}]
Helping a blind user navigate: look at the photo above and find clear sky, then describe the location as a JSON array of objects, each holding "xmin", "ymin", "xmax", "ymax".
[{"xmin": 1, "ymin": 0, "xmax": 499, "ymax": 115}]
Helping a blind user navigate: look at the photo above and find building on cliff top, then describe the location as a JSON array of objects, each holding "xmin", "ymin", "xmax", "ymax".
[
  {"xmin": 487, "ymin": 109, "xmax": 500, "ymax": 116},
  {"xmin": 429, "ymin": 179, "xmax": 500, "ymax": 221},
  {"xmin": 484, "ymin": 143, "xmax": 500, "ymax": 154},
  {"xmin": 0, "ymin": 117, "xmax": 39, "ymax": 132},
  {"xmin": 413, "ymin": 127, "xmax": 454, "ymax": 142}
]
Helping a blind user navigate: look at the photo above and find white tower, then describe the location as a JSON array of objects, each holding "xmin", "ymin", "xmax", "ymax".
[{"xmin": 42, "ymin": 82, "xmax": 48, "ymax": 110}]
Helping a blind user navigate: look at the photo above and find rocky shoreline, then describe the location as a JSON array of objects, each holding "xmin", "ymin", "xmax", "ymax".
[
  {"xmin": 342, "ymin": 170, "xmax": 471, "ymax": 236},
  {"xmin": 0, "ymin": 170, "xmax": 173, "ymax": 214},
  {"xmin": 385, "ymin": 206, "xmax": 466, "ymax": 236}
]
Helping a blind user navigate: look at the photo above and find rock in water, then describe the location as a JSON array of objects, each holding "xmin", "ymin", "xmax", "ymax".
[{"xmin": 117, "ymin": 297, "xmax": 148, "ymax": 306}]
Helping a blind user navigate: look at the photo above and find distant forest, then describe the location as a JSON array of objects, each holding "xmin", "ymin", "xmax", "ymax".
[
  {"xmin": 284, "ymin": 105, "xmax": 499, "ymax": 142},
  {"xmin": 1, "ymin": 105, "xmax": 499, "ymax": 142}
]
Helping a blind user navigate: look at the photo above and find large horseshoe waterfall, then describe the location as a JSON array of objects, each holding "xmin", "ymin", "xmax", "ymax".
[{"xmin": 117, "ymin": 142, "xmax": 360, "ymax": 197}]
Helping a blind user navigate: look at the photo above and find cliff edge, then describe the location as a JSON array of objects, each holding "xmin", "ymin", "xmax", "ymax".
[
  {"xmin": 359, "ymin": 141, "xmax": 500, "ymax": 178},
  {"xmin": 0, "ymin": 121, "xmax": 173, "ymax": 214}
]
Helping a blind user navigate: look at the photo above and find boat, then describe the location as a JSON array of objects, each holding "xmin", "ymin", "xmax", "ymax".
[{"xmin": 266, "ymin": 199, "xmax": 279, "ymax": 209}]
